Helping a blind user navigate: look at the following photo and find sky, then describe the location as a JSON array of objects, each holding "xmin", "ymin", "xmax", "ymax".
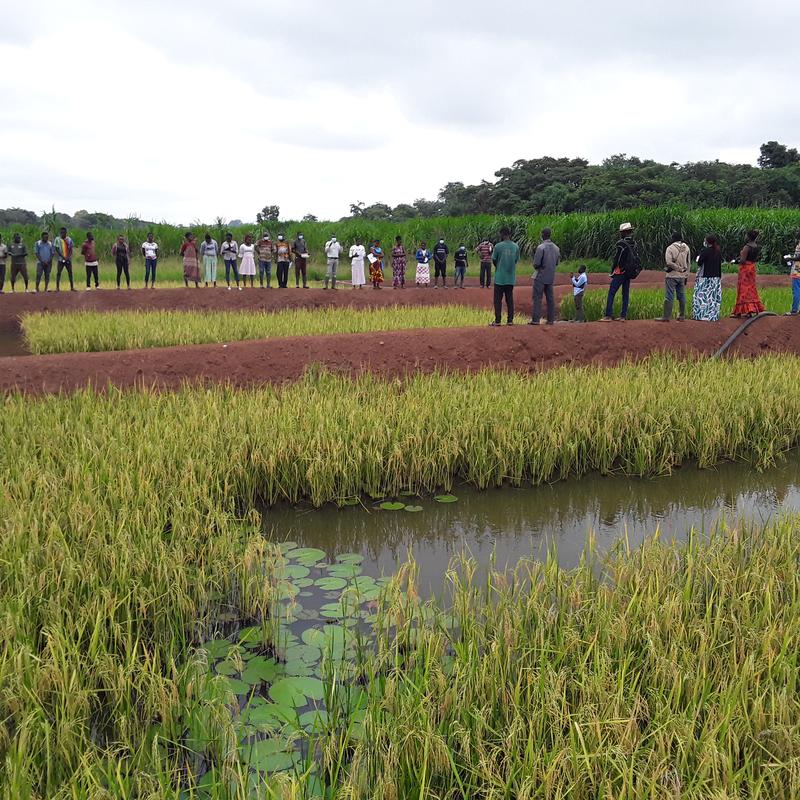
[{"xmin": 1, "ymin": 0, "xmax": 797, "ymax": 224}]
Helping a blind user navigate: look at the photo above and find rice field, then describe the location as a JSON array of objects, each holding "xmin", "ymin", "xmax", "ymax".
[
  {"xmin": 4, "ymin": 358, "xmax": 800, "ymax": 795},
  {"xmin": 560, "ymin": 286, "xmax": 794, "ymax": 321},
  {"xmin": 21, "ymin": 305, "xmax": 491, "ymax": 354}
]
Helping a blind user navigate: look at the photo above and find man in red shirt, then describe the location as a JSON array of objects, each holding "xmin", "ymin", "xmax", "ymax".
[{"xmin": 476, "ymin": 238, "xmax": 494, "ymax": 288}]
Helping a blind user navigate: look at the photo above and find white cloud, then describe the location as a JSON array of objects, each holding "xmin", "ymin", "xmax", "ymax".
[{"xmin": 0, "ymin": 0, "xmax": 798, "ymax": 222}]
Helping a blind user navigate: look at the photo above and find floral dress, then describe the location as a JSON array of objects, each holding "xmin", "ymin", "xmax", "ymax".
[
  {"xmin": 369, "ymin": 246, "xmax": 384, "ymax": 286},
  {"xmin": 415, "ymin": 249, "xmax": 431, "ymax": 284},
  {"xmin": 732, "ymin": 244, "xmax": 765, "ymax": 316},
  {"xmin": 391, "ymin": 245, "xmax": 406, "ymax": 287}
]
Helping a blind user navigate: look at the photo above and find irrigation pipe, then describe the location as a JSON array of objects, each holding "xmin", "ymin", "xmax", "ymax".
[{"xmin": 711, "ymin": 311, "xmax": 778, "ymax": 359}]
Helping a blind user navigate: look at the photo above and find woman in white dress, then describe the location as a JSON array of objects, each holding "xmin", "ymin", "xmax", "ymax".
[
  {"xmin": 238, "ymin": 233, "xmax": 257, "ymax": 288},
  {"xmin": 349, "ymin": 239, "xmax": 366, "ymax": 288}
]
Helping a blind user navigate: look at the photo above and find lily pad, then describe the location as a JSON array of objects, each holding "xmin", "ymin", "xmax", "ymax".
[
  {"xmin": 298, "ymin": 708, "xmax": 329, "ymax": 731},
  {"xmin": 277, "ymin": 541, "xmax": 298, "ymax": 554},
  {"xmin": 238, "ymin": 738, "xmax": 298, "ymax": 772},
  {"xmin": 339, "ymin": 497, "xmax": 360, "ymax": 507},
  {"xmin": 315, "ymin": 576, "xmax": 347, "ymax": 591},
  {"xmin": 326, "ymin": 564, "xmax": 362, "ymax": 579},
  {"xmin": 215, "ymin": 661, "xmax": 240, "ymax": 677},
  {"xmin": 335, "ymin": 553, "xmax": 364, "ymax": 565},
  {"xmin": 286, "ymin": 547, "xmax": 326, "ymax": 564},
  {"xmin": 280, "ymin": 564, "xmax": 310, "ymax": 580},
  {"xmin": 269, "ymin": 675, "xmax": 325, "ymax": 706},
  {"xmin": 222, "ymin": 677, "xmax": 250, "ymax": 696},
  {"xmin": 380, "ymin": 501, "xmax": 406, "ymax": 511},
  {"xmin": 404, "ymin": 505, "xmax": 424, "ymax": 513},
  {"xmin": 241, "ymin": 656, "xmax": 280, "ymax": 684},
  {"xmin": 241, "ymin": 701, "xmax": 294, "ymax": 729},
  {"xmin": 434, "ymin": 494, "xmax": 458, "ymax": 503},
  {"xmin": 293, "ymin": 577, "xmax": 314, "ymax": 589},
  {"xmin": 284, "ymin": 644, "xmax": 322, "ymax": 664},
  {"xmin": 201, "ymin": 639, "xmax": 232, "ymax": 659}
]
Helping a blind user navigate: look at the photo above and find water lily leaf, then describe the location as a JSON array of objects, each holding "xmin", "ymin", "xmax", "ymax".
[
  {"xmin": 380, "ymin": 501, "xmax": 406, "ymax": 511},
  {"xmin": 238, "ymin": 738, "xmax": 298, "ymax": 773},
  {"xmin": 290, "ymin": 677, "xmax": 325, "ymax": 701},
  {"xmin": 335, "ymin": 553, "xmax": 364, "ymax": 565},
  {"xmin": 268, "ymin": 678, "xmax": 306, "ymax": 707},
  {"xmin": 326, "ymin": 564, "xmax": 361, "ymax": 579},
  {"xmin": 215, "ymin": 661, "xmax": 239, "ymax": 677},
  {"xmin": 278, "ymin": 541, "xmax": 298, "ymax": 553},
  {"xmin": 240, "ymin": 701, "xmax": 294, "ymax": 730},
  {"xmin": 434, "ymin": 494, "xmax": 458, "ymax": 503},
  {"xmin": 241, "ymin": 656, "xmax": 280, "ymax": 684},
  {"xmin": 404, "ymin": 505, "xmax": 424, "ymax": 513},
  {"xmin": 315, "ymin": 577, "xmax": 347, "ymax": 591},
  {"xmin": 339, "ymin": 497, "xmax": 360, "ymax": 507},
  {"xmin": 278, "ymin": 583, "xmax": 300, "ymax": 600},
  {"xmin": 222, "ymin": 677, "xmax": 250, "ymax": 696},
  {"xmin": 298, "ymin": 708, "xmax": 329, "ymax": 731},
  {"xmin": 201, "ymin": 639, "xmax": 232, "ymax": 659},
  {"xmin": 286, "ymin": 547, "xmax": 326, "ymax": 564},
  {"xmin": 280, "ymin": 564, "xmax": 310, "ymax": 580},
  {"xmin": 301, "ymin": 628, "xmax": 325, "ymax": 647},
  {"xmin": 399, "ymin": 490, "xmax": 416, "ymax": 497},
  {"xmin": 319, "ymin": 603, "xmax": 345, "ymax": 619},
  {"xmin": 285, "ymin": 644, "xmax": 322, "ymax": 664},
  {"xmin": 284, "ymin": 661, "xmax": 315, "ymax": 677},
  {"xmin": 299, "ymin": 591, "xmax": 313, "ymax": 597},
  {"xmin": 293, "ymin": 578, "xmax": 314, "ymax": 589}
]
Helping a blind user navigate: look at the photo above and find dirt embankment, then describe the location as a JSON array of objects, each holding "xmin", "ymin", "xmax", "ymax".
[{"xmin": 2, "ymin": 316, "xmax": 799, "ymax": 397}]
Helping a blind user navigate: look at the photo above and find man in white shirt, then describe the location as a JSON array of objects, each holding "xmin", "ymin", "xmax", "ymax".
[
  {"xmin": 220, "ymin": 232, "xmax": 240, "ymax": 290},
  {"xmin": 324, "ymin": 235, "xmax": 344, "ymax": 290},
  {"xmin": 141, "ymin": 232, "xmax": 159, "ymax": 288}
]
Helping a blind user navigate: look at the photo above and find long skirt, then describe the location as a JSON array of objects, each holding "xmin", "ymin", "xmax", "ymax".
[
  {"xmin": 203, "ymin": 255, "xmax": 217, "ymax": 282},
  {"xmin": 239, "ymin": 253, "xmax": 256, "ymax": 276},
  {"xmin": 392, "ymin": 258, "xmax": 406, "ymax": 287},
  {"xmin": 692, "ymin": 276, "xmax": 722, "ymax": 321},
  {"xmin": 183, "ymin": 256, "xmax": 200, "ymax": 282},
  {"xmin": 369, "ymin": 262, "xmax": 383, "ymax": 285},
  {"xmin": 415, "ymin": 263, "xmax": 430, "ymax": 284},
  {"xmin": 351, "ymin": 259, "xmax": 366, "ymax": 286},
  {"xmin": 732, "ymin": 262, "xmax": 765, "ymax": 316}
]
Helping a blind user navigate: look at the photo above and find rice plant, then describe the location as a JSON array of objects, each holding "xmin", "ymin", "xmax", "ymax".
[{"xmin": 21, "ymin": 305, "xmax": 491, "ymax": 354}]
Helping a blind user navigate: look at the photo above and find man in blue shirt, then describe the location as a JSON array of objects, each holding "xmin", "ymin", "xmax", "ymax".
[{"xmin": 35, "ymin": 231, "xmax": 56, "ymax": 292}]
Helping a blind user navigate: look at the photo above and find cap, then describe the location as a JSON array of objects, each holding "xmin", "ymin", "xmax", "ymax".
[{"xmin": 619, "ymin": 222, "xmax": 634, "ymax": 233}]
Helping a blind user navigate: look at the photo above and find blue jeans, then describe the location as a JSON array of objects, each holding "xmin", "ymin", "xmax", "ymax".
[
  {"xmin": 224, "ymin": 259, "xmax": 239, "ymax": 284},
  {"xmin": 793, "ymin": 279, "xmax": 800, "ymax": 314},
  {"xmin": 258, "ymin": 260, "xmax": 271, "ymax": 285},
  {"xmin": 145, "ymin": 257, "xmax": 157, "ymax": 284},
  {"xmin": 604, "ymin": 274, "xmax": 630, "ymax": 319}
]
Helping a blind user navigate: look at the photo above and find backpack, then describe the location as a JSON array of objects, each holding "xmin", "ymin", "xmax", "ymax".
[{"xmin": 620, "ymin": 239, "xmax": 642, "ymax": 280}]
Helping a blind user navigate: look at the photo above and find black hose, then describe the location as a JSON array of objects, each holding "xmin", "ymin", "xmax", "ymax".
[{"xmin": 711, "ymin": 311, "xmax": 778, "ymax": 359}]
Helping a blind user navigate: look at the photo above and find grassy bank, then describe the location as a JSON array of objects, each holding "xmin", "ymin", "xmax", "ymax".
[
  {"xmin": 3, "ymin": 205, "xmax": 798, "ymax": 268},
  {"xmin": 21, "ymin": 305, "xmax": 490, "ymax": 354},
  {"xmin": 4, "ymin": 357, "xmax": 800, "ymax": 796},
  {"xmin": 560, "ymin": 286, "xmax": 793, "ymax": 321}
]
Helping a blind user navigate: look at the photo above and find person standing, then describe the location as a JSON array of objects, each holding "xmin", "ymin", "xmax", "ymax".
[
  {"xmin": 54, "ymin": 227, "xmax": 75, "ymax": 292},
  {"xmin": 179, "ymin": 232, "xmax": 200, "ymax": 288},
  {"xmin": 323, "ymin": 235, "xmax": 343, "ymax": 289},
  {"xmin": 275, "ymin": 234, "xmax": 291, "ymax": 288},
  {"xmin": 490, "ymin": 227, "xmax": 519, "ymax": 326},
  {"xmin": 111, "ymin": 235, "xmax": 132, "ymax": 289},
  {"xmin": 415, "ymin": 242, "xmax": 431, "ymax": 287},
  {"xmin": 256, "ymin": 232, "xmax": 273, "ymax": 288},
  {"xmin": 571, "ymin": 265, "xmax": 588, "ymax": 322},
  {"xmin": 692, "ymin": 234, "xmax": 723, "ymax": 321},
  {"xmin": 732, "ymin": 230, "xmax": 765, "ymax": 317},
  {"xmin": 785, "ymin": 234, "xmax": 800, "ymax": 316},
  {"xmin": 391, "ymin": 236, "xmax": 407, "ymax": 288},
  {"xmin": 369, "ymin": 240, "xmax": 384, "ymax": 289},
  {"xmin": 476, "ymin": 238, "xmax": 494, "ymax": 288},
  {"xmin": 601, "ymin": 222, "xmax": 640, "ymax": 322},
  {"xmin": 141, "ymin": 232, "xmax": 158, "ymax": 288},
  {"xmin": 655, "ymin": 232, "xmax": 691, "ymax": 322},
  {"xmin": 530, "ymin": 228, "xmax": 560, "ymax": 325},
  {"xmin": 35, "ymin": 231, "xmax": 56, "ymax": 292},
  {"xmin": 238, "ymin": 233, "xmax": 256, "ymax": 287},
  {"xmin": 349, "ymin": 239, "xmax": 366, "ymax": 288},
  {"xmin": 200, "ymin": 233, "xmax": 219, "ymax": 287},
  {"xmin": 81, "ymin": 232, "xmax": 100, "ymax": 290},
  {"xmin": 292, "ymin": 232, "xmax": 309, "ymax": 288},
  {"xmin": 8, "ymin": 233, "xmax": 29, "ymax": 292},
  {"xmin": 220, "ymin": 232, "xmax": 240, "ymax": 290},
  {"xmin": 453, "ymin": 244, "xmax": 468, "ymax": 288},
  {"xmin": 0, "ymin": 234, "xmax": 6, "ymax": 293},
  {"xmin": 432, "ymin": 238, "xmax": 449, "ymax": 288}
]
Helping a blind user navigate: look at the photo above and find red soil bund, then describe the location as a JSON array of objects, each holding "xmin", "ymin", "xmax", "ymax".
[{"xmin": 1, "ymin": 272, "xmax": 797, "ymax": 397}]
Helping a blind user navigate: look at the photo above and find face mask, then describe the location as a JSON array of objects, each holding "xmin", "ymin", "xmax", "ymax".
[
  {"xmin": 278, "ymin": 236, "xmax": 284, "ymax": 241},
  {"xmin": 439, "ymin": 240, "xmax": 444, "ymax": 244}
]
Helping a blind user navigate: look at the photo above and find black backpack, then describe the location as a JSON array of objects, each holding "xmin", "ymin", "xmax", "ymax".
[{"xmin": 620, "ymin": 239, "xmax": 642, "ymax": 280}]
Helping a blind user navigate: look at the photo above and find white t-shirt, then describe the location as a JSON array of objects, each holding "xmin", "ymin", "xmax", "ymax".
[
  {"xmin": 572, "ymin": 273, "xmax": 588, "ymax": 296},
  {"xmin": 142, "ymin": 241, "xmax": 158, "ymax": 259}
]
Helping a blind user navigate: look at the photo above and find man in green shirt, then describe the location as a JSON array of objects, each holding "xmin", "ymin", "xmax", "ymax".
[{"xmin": 490, "ymin": 227, "xmax": 520, "ymax": 326}]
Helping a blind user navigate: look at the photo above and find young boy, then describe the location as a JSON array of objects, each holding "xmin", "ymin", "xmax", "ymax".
[
  {"xmin": 454, "ymin": 244, "xmax": 468, "ymax": 288},
  {"xmin": 786, "ymin": 239, "xmax": 800, "ymax": 316},
  {"xmin": 571, "ymin": 265, "xmax": 588, "ymax": 322}
]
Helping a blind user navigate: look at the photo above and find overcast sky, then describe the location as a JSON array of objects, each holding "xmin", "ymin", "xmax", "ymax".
[{"xmin": 1, "ymin": 0, "xmax": 797, "ymax": 224}]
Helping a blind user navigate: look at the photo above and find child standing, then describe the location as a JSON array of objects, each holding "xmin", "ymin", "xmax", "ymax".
[
  {"xmin": 369, "ymin": 240, "xmax": 384, "ymax": 289},
  {"xmin": 786, "ymin": 239, "xmax": 800, "ymax": 316},
  {"xmin": 571, "ymin": 265, "xmax": 588, "ymax": 322},
  {"xmin": 415, "ymin": 242, "xmax": 431, "ymax": 287},
  {"xmin": 454, "ymin": 245, "xmax": 468, "ymax": 288}
]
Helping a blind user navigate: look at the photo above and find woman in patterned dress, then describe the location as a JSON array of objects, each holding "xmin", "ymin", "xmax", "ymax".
[
  {"xmin": 692, "ymin": 234, "xmax": 723, "ymax": 321},
  {"xmin": 180, "ymin": 232, "xmax": 200, "ymax": 288},
  {"xmin": 391, "ymin": 235, "xmax": 406, "ymax": 288},
  {"xmin": 415, "ymin": 241, "xmax": 431, "ymax": 287},
  {"xmin": 369, "ymin": 240, "xmax": 384, "ymax": 289},
  {"xmin": 731, "ymin": 230, "xmax": 765, "ymax": 317}
]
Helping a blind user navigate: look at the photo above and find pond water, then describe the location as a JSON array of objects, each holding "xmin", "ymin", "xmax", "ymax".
[{"xmin": 263, "ymin": 453, "xmax": 800, "ymax": 595}]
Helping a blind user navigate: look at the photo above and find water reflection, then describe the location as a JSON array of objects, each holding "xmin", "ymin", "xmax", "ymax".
[{"xmin": 263, "ymin": 454, "xmax": 800, "ymax": 594}]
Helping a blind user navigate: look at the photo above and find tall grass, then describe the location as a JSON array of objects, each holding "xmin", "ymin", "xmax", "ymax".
[
  {"xmin": 21, "ymin": 306, "xmax": 490, "ymax": 354},
  {"xmin": 4, "ymin": 205, "xmax": 799, "ymax": 266},
  {"xmin": 559, "ymin": 286, "xmax": 793, "ymax": 321},
  {"xmin": 4, "ymin": 358, "xmax": 800, "ymax": 795}
]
